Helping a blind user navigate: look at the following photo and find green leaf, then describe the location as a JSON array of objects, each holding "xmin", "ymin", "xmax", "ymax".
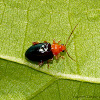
[{"xmin": 0, "ymin": 0, "xmax": 100, "ymax": 99}]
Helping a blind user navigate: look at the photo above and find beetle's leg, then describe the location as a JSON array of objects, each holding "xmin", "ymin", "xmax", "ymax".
[
  {"xmin": 47, "ymin": 58, "xmax": 53, "ymax": 68},
  {"xmin": 55, "ymin": 55, "xmax": 59, "ymax": 60},
  {"xmin": 55, "ymin": 54, "xmax": 64, "ymax": 59},
  {"xmin": 32, "ymin": 41, "xmax": 39, "ymax": 45},
  {"xmin": 53, "ymin": 40, "xmax": 61, "ymax": 44},
  {"xmin": 44, "ymin": 41, "xmax": 48, "ymax": 43},
  {"xmin": 58, "ymin": 40, "xmax": 61, "ymax": 44},
  {"xmin": 39, "ymin": 60, "xmax": 43, "ymax": 66},
  {"xmin": 59, "ymin": 55, "xmax": 65, "ymax": 59},
  {"xmin": 53, "ymin": 39, "xmax": 56, "ymax": 44},
  {"xmin": 47, "ymin": 61, "xmax": 49, "ymax": 68}
]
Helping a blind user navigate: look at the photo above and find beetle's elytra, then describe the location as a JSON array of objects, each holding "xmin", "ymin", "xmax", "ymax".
[
  {"xmin": 25, "ymin": 24, "xmax": 78, "ymax": 67},
  {"xmin": 25, "ymin": 43, "xmax": 54, "ymax": 62}
]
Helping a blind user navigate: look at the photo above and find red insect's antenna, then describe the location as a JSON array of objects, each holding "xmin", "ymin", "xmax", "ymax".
[
  {"xmin": 65, "ymin": 24, "xmax": 78, "ymax": 46},
  {"xmin": 65, "ymin": 24, "xmax": 78, "ymax": 61}
]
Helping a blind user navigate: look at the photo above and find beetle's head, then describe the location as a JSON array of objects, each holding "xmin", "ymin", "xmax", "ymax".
[{"xmin": 59, "ymin": 44, "xmax": 66, "ymax": 52}]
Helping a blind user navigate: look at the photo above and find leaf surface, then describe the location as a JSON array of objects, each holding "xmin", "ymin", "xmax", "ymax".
[{"xmin": 0, "ymin": 0, "xmax": 100, "ymax": 99}]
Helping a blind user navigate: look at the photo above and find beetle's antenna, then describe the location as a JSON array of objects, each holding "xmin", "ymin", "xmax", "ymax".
[
  {"xmin": 65, "ymin": 24, "xmax": 78, "ymax": 61},
  {"xmin": 65, "ymin": 24, "xmax": 78, "ymax": 46},
  {"xmin": 65, "ymin": 49, "xmax": 76, "ymax": 61}
]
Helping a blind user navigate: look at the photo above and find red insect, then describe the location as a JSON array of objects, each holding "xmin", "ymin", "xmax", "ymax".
[
  {"xmin": 51, "ymin": 24, "xmax": 78, "ymax": 61},
  {"xmin": 25, "ymin": 24, "xmax": 78, "ymax": 67}
]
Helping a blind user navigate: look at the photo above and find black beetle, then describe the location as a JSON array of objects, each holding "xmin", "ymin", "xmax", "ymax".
[{"xmin": 25, "ymin": 42, "xmax": 54, "ymax": 66}]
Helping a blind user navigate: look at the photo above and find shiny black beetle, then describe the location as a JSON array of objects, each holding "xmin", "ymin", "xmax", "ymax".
[{"xmin": 25, "ymin": 42, "xmax": 54, "ymax": 66}]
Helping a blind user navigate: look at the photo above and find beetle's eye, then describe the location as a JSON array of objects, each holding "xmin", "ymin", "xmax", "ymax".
[{"xmin": 62, "ymin": 50, "xmax": 64, "ymax": 52}]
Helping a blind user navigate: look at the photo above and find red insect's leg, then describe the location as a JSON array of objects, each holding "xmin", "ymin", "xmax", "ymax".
[
  {"xmin": 59, "ymin": 55, "xmax": 65, "ymax": 59},
  {"xmin": 53, "ymin": 40, "xmax": 61, "ymax": 44},
  {"xmin": 53, "ymin": 39, "xmax": 56, "ymax": 44},
  {"xmin": 55, "ymin": 54, "xmax": 65, "ymax": 59},
  {"xmin": 55, "ymin": 55, "xmax": 59, "ymax": 60},
  {"xmin": 58, "ymin": 40, "xmax": 61, "ymax": 44}
]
